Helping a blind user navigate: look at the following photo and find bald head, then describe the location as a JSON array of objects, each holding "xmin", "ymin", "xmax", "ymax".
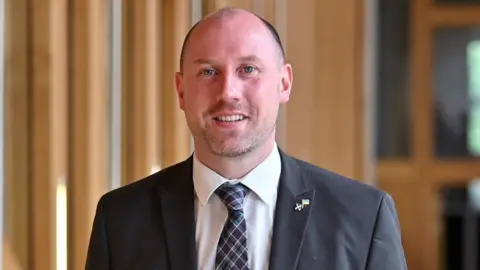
[{"xmin": 179, "ymin": 8, "xmax": 285, "ymax": 72}]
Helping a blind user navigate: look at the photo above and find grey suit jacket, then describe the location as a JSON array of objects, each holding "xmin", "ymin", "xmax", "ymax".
[{"xmin": 86, "ymin": 148, "xmax": 407, "ymax": 269}]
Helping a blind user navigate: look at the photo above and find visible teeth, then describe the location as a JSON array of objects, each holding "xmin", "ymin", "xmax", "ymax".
[{"xmin": 216, "ymin": 115, "xmax": 245, "ymax": 122}]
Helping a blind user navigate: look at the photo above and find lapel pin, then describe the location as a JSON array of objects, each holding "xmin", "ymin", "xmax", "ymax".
[
  {"xmin": 302, "ymin": 199, "xmax": 310, "ymax": 207},
  {"xmin": 295, "ymin": 203, "xmax": 303, "ymax": 211},
  {"xmin": 294, "ymin": 199, "xmax": 310, "ymax": 211}
]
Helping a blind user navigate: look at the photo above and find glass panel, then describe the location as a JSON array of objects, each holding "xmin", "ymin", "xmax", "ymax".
[
  {"xmin": 433, "ymin": 27, "xmax": 480, "ymax": 158},
  {"xmin": 441, "ymin": 180, "xmax": 480, "ymax": 270},
  {"xmin": 376, "ymin": 0, "xmax": 412, "ymax": 158},
  {"xmin": 436, "ymin": 0, "xmax": 480, "ymax": 4},
  {"xmin": 468, "ymin": 42, "xmax": 480, "ymax": 155}
]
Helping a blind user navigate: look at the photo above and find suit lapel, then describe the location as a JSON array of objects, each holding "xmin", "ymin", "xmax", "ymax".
[
  {"xmin": 158, "ymin": 157, "xmax": 197, "ymax": 270},
  {"xmin": 269, "ymin": 150, "xmax": 316, "ymax": 270}
]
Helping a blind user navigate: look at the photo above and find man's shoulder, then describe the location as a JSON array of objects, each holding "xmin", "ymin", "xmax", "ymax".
[
  {"xmin": 290, "ymin": 156, "xmax": 387, "ymax": 208},
  {"xmin": 98, "ymin": 160, "xmax": 189, "ymax": 208},
  {"xmin": 288, "ymin": 156, "xmax": 394, "ymax": 234}
]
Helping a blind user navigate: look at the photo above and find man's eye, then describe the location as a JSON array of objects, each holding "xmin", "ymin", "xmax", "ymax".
[
  {"xmin": 242, "ymin": 66, "xmax": 256, "ymax": 74},
  {"xmin": 201, "ymin": 69, "xmax": 216, "ymax": 76}
]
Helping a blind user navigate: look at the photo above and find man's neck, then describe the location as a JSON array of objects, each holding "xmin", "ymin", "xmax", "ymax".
[{"xmin": 194, "ymin": 139, "xmax": 276, "ymax": 180}]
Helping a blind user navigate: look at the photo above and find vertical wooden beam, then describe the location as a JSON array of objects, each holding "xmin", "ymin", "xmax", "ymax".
[
  {"xmin": 31, "ymin": 0, "xmax": 68, "ymax": 269},
  {"xmin": 274, "ymin": 0, "xmax": 288, "ymax": 149},
  {"xmin": 411, "ymin": 0, "xmax": 439, "ymax": 269},
  {"xmin": 4, "ymin": 0, "xmax": 30, "ymax": 268},
  {"xmin": 203, "ymin": 0, "xmax": 226, "ymax": 14},
  {"xmin": 204, "ymin": 0, "xmax": 253, "ymax": 13},
  {"xmin": 161, "ymin": 0, "xmax": 192, "ymax": 168},
  {"xmin": 263, "ymin": 0, "xmax": 276, "ymax": 22},
  {"xmin": 284, "ymin": 0, "xmax": 316, "ymax": 162},
  {"xmin": 283, "ymin": 1, "xmax": 365, "ymax": 180},
  {"xmin": 2, "ymin": 238, "xmax": 22, "ymax": 269},
  {"xmin": 69, "ymin": 0, "xmax": 109, "ymax": 269},
  {"xmin": 121, "ymin": 0, "xmax": 131, "ymax": 184},
  {"xmin": 122, "ymin": 0, "xmax": 162, "ymax": 183},
  {"xmin": 225, "ymin": 0, "xmax": 253, "ymax": 10},
  {"xmin": 355, "ymin": 0, "xmax": 366, "ymax": 181},
  {"xmin": 312, "ymin": 0, "xmax": 365, "ymax": 180},
  {"xmin": 412, "ymin": 0, "xmax": 433, "ymax": 167},
  {"xmin": 264, "ymin": 0, "xmax": 289, "ymax": 149},
  {"xmin": 252, "ymin": 0, "xmax": 288, "ymax": 149}
]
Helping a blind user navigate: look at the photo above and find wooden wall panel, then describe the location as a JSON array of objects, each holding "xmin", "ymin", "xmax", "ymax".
[
  {"xmin": 285, "ymin": 1, "xmax": 365, "ymax": 180},
  {"xmin": 283, "ymin": 0, "xmax": 316, "ymax": 163},
  {"xmin": 160, "ymin": 0, "xmax": 192, "ymax": 168},
  {"xmin": 271, "ymin": 0, "xmax": 289, "ymax": 149},
  {"xmin": 4, "ymin": 0, "xmax": 30, "ymax": 268},
  {"xmin": 68, "ymin": 0, "xmax": 109, "ymax": 269},
  {"xmin": 253, "ymin": 0, "xmax": 289, "ymax": 148},
  {"xmin": 2, "ymin": 239, "xmax": 22, "ymax": 270},
  {"xmin": 312, "ymin": 0, "xmax": 364, "ymax": 179},
  {"xmin": 122, "ymin": 0, "xmax": 162, "ymax": 183},
  {"xmin": 204, "ymin": 0, "xmax": 253, "ymax": 14},
  {"xmin": 122, "ymin": 0, "xmax": 193, "ymax": 181},
  {"xmin": 31, "ymin": 0, "xmax": 69, "ymax": 269}
]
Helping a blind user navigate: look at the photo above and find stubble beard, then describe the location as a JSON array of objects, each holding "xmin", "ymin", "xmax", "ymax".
[{"xmin": 203, "ymin": 120, "xmax": 276, "ymax": 158}]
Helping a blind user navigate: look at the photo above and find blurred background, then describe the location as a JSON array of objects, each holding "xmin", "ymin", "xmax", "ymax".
[{"xmin": 0, "ymin": 0, "xmax": 479, "ymax": 269}]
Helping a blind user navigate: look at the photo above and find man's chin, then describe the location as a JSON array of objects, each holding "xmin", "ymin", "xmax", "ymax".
[{"xmin": 209, "ymin": 142, "xmax": 254, "ymax": 158}]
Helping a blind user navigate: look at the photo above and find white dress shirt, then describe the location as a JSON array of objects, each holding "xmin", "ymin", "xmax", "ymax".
[{"xmin": 193, "ymin": 145, "xmax": 281, "ymax": 270}]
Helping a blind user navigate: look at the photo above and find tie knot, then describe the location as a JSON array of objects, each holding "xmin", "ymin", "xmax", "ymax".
[{"xmin": 215, "ymin": 183, "xmax": 249, "ymax": 212}]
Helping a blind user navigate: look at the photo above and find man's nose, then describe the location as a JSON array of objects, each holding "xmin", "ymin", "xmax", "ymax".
[{"xmin": 218, "ymin": 71, "xmax": 241, "ymax": 101}]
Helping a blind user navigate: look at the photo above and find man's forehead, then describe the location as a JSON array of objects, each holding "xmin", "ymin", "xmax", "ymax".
[
  {"xmin": 190, "ymin": 31, "xmax": 265, "ymax": 53},
  {"xmin": 193, "ymin": 12, "xmax": 269, "ymax": 41},
  {"xmin": 186, "ymin": 16, "xmax": 273, "ymax": 60},
  {"xmin": 200, "ymin": 8, "xmax": 261, "ymax": 28},
  {"xmin": 179, "ymin": 8, "xmax": 284, "ymax": 71},
  {"xmin": 185, "ymin": 41, "xmax": 272, "ymax": 69}
]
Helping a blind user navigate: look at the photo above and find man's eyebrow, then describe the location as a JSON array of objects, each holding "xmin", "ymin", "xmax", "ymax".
[
  {"xmin": 192, "ymin": 55, "xmax": 262, "ymax": 65},
  {"xmin": 238, "ymin": 55, "xmax": 261, "ymax": 62},
  {"xmin": 193, "ymin": 58, "xmax": 214, "ymax": 65}
]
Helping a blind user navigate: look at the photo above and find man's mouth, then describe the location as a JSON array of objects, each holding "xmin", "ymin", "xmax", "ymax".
[{"xmin": 213, "ymin": 115, "xmax": 246, "ymax": 122}]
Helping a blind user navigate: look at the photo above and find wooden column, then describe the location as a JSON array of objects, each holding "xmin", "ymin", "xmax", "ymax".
[
  {"xmin": 282, "ymin": 0, "xmax": 316, "ymax": 162},
  {"xmin": 285, "ymin": 0, "xmax": 365, "ymax": 180},
  {"xmin": 2, "ymin": 239, "xmax": 22, "ymax": 270},
  {"xmin": 4, "ymin": 0, "xmax": 30, "ymax": 268},
  {"xmin": 204, "ymin": 0, "xmax": 253, "ymax": 13},
  {"xmin": 313, "ymin": 0, "xmax": 364, "ymax": 179},
  {"xmin": 160, "ymin": 0, "xmax": 192, "ymax": 168},
  {"xmin": 122, "ymin": 0, "xmax": 162, "ymax": 183},
  {"xmin": 68, "ymin": 0, "xmax": 109, "ymax": 269},
  {"xmin": 31, "ymin": 0, "xmax": 68, "ymax": 269}
]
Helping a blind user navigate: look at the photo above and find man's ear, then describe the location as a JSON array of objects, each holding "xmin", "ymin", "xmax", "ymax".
[
  {"xmin": 175, "ymin": 72, "xmax": 185, "ymax": 110},
  {"xmin": 279, "ymin": 63, "xmax": 293, "ymax": 104}
]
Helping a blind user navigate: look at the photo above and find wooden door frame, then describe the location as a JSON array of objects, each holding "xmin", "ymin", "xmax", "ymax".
[{"xmin": 378, "ymin": 1, "xmax": 480, "ymax": 269}]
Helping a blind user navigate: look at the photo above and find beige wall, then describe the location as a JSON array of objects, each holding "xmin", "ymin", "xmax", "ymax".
[{"xmin": 3, "ymin": 0, "xmax": 366, "ymax": 269}]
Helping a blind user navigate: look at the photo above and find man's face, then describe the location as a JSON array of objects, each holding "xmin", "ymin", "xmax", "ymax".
[{"xmin": 176, "ymin": 13, "xmax": 292, "ymax": 157}]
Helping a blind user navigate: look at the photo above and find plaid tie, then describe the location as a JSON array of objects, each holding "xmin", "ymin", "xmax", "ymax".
[{"xmin": 215, "ymin": 183, "xmax": 250, "ymax": 270}]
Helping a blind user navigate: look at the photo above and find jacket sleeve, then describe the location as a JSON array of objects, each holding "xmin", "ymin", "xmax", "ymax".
[
  {"xmin": 85, "ymin": 197, "xmax": 110, "ymax": 270},
  {"xmin": 366, "ymin": 193, "xmax": 408, "ymax": 270}
]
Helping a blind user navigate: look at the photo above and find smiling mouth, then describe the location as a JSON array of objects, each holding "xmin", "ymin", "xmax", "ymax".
[{"xmin": 213, "ymin": 115, "xmax": 246, "ymax": 122}]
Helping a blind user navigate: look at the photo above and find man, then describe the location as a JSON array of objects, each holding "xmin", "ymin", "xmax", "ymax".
[{"xmin": 86, "ymin": 8, "xmax": 407, "ymax": 270}]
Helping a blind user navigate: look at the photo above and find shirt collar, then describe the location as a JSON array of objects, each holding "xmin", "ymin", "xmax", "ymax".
[{"xmin": 193, "ymin": 144, "xmax": 282, "ymax": 206}]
